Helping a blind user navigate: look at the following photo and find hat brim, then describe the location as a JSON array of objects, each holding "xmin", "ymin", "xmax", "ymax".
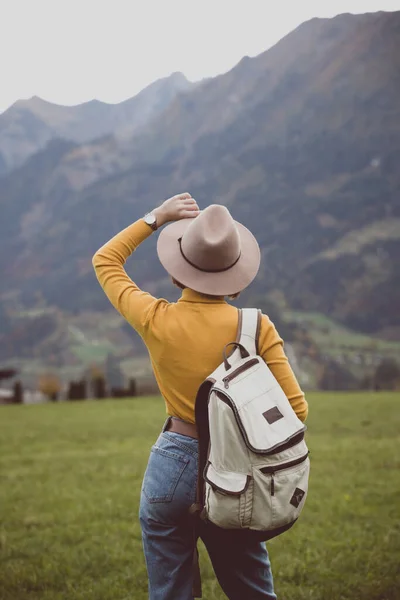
[{"xmin": 157, "ymin": 218, "xmax": 261, "ymax": 296}]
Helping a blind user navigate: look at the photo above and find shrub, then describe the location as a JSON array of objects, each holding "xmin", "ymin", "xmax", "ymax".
[
  {"xmin": 12, "ymin": 381, "xmax": 23, "ymax": 404},
  {"xmin": 38, "ymin": 373, "xmax": 61, "ymax": 401},
  {"xmin": 67, "ymin": 380, "xmax": 87, "ymax": 401},
  {"xmin": 373, "ymin": 358, "xmax": 400, "ymax": 390}
]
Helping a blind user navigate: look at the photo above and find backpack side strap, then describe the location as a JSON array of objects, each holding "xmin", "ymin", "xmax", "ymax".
[{"xmin": 237, "ymin": 308, "xmax": 262, "ymax": 356}]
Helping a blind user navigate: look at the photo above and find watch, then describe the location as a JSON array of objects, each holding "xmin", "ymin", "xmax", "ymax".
[{"xmin": 143, "ymin": 212, "xmax": 158, "ymax": 231}]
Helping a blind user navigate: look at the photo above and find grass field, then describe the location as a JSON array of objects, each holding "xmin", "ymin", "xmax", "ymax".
[{"xmin": 1, "ymin": 393, "xmax": 399, "ymax": 600}]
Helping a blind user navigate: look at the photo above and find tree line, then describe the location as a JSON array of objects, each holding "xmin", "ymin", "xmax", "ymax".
[
  {"xmin": 1, "ymin": 356, "xmax": 399, "ymax": 405},
  {"xmin": 0, "ymin": 360, "xmax": 157, "ymax": 404}
]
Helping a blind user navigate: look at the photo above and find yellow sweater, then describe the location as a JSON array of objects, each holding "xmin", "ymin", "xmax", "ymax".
[{"xmin": 92, "ymin": 219, "xmax": 308, "ymax": 423}]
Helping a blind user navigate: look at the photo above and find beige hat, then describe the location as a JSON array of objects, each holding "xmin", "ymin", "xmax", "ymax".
[{"xmin": 157, "ymin": 204, "xmax": 260, "ymax": 296}]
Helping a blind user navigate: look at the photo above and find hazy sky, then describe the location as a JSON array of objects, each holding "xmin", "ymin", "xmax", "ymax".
[{"xmin": 1, "ymin": 0, "xmax": 400, "ymax": 113}]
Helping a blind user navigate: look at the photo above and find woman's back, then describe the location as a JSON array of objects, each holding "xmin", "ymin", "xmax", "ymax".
[{"xmin": 93, "ymin": 233, "xmax": 307, "ymax": 423}]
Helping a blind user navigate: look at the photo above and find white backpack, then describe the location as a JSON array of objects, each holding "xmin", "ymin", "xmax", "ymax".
[{"xmin": 190, "ymin": 308, "xmax": 310, "ymax": 539}]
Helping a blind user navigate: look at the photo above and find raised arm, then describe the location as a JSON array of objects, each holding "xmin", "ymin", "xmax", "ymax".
[
  {"xmin": 92, "ymin": 218, "xmax": 161, "ymax": 336},
  {"xmin": 92, "ymin": 193, "xmax": 200, "ymax": 337},
  {"xmin": 259, "ymin": 314, "xmax": 309, "ymax": 422}
]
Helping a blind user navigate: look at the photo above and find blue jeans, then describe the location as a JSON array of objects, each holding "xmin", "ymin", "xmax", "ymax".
[{"xmin": 139, "ymin": 418, "xmax": 277, "ymax": 600}]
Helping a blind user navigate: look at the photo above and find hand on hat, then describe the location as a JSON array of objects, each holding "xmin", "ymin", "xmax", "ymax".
[{"xmin": 153, "ymin": 193, "xmax": 200, "ymax": 227}]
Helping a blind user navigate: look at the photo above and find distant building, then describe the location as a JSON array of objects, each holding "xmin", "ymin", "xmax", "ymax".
[
  {"xmin": 0, "ymin": 388, "xmax": 13, "ymax": 404},
  {"xmin": 0, "ymin": 387, "xmax": 47, "ymax": 405}
]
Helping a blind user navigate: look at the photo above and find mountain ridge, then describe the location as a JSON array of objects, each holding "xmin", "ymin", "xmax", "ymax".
[{"xmin": 0, "ymin": 72, "xmax": 191, "ymax": 174}]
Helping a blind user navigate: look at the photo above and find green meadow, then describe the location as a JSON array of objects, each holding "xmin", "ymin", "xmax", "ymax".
[{"xmin": 0, "ymin": 393, "xmax": 399, "ymax": 600}]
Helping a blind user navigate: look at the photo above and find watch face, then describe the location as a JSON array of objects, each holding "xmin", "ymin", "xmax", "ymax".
[{"xmin": 144, "ymin": 213, "xmax": 156, "ymax": 225}]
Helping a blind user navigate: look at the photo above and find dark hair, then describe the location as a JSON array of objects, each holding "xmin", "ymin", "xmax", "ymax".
[{"xmin": 171, "ymin": 277, "xmax": 240, "ymax": 300}]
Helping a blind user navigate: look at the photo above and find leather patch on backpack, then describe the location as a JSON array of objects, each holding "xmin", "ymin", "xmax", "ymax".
[
  {"xmin": 263, "ymin": 406, "xmax": 284, "ymax": 424},
  {"xmin": 290, "ymin": 487, "xmax": 305, "ymax": 508}
]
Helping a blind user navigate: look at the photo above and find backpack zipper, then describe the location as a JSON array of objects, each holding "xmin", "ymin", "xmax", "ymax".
[
  {"xmin": 260, "ymin": 452, "xmax": 309, "ymax": 475},
  {"xmin": 222, "ymin": 358, "xmax": 259, "ymax": 389},
  {"xmin": 260, "ymin": 452, "xmax": 309, "ymax": 496}
]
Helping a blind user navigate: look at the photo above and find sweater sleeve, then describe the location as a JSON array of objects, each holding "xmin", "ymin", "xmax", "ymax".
[
  {"xmin": 92, "ymin": 219, "xmax": 166, "ymax": 337},
  {"xmin": 258, "ymin": 314, "xmax": 308, "ymax": 422}
]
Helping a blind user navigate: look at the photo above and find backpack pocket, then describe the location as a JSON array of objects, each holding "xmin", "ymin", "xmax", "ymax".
[
  {"xmin": 215, "ymin": 359, "xmax": 306, "ymax": 455},
  {"xmin": 251, "ymin": 452, "xmax": 310, "ymax": 531},
  {"xmin": 203, "ymin": 462, "xmax": 252, "ymax": 529}
]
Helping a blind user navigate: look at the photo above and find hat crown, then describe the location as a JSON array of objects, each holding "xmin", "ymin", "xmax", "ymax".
[
  {"xmin": 156, "ymin": 202, "xmax": 261, "ymax": 296},
  {"xmin": 180, "ymin": 205, "xmax": 241, "ymax": 272}
]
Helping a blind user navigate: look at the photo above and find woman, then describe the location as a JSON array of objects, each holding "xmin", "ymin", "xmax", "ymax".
[{"xmin": 92, "ymin": 192, "xmax": 308, "ymax": 600}]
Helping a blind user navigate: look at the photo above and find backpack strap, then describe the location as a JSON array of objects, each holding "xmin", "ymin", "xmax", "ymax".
[
  {"xmin": 236, "ymin": 308, "xmax": 262, "ymax": 356},
  {"xmin": 190, "ymin": 376, "xmax": 214, "ymax": 598}
]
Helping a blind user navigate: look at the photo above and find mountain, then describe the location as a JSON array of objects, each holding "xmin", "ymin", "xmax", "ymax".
[
  {"xmin": 0, "ymin": 72, "xmax": 191, "ymax": 174},
  {"xmin": 0, "ymin": 11, "xmax": 399, "ymax": 384}
]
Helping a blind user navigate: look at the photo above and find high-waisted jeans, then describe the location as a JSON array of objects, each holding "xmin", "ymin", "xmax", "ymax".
[{"xmin": 139, "ymin": 417, "xmax": 277, "ymax": 599}]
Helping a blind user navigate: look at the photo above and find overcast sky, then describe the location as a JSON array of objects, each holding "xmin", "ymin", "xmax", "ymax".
[{"xmin": 1, "ymin": 0, "xmax": 399, "ymax": 113}]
